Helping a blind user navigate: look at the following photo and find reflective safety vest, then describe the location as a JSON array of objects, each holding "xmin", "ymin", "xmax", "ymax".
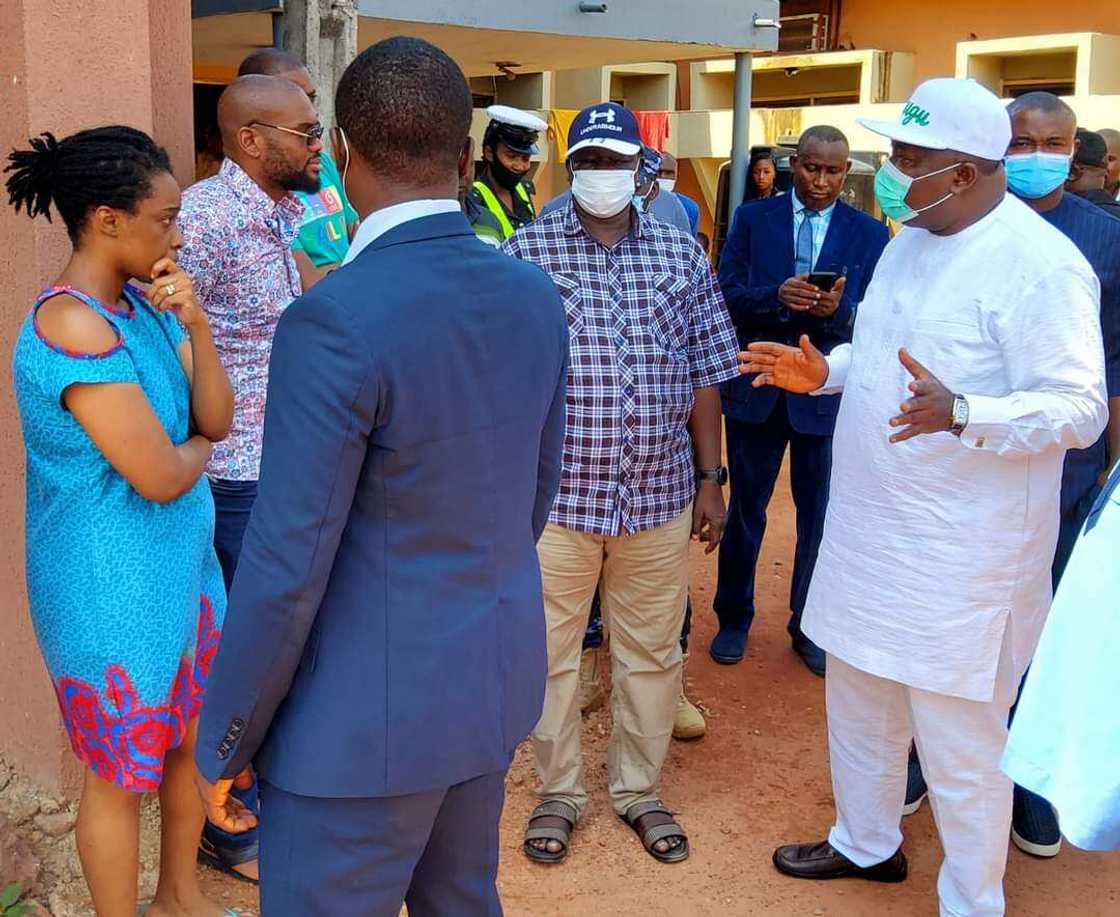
[
  {"xmin": 464, "ymin": 194, "xmax": 506, "ymax": 248},
  {"xmin": 471, "ymin": 179, "xmax": 535, "ymax": 241}
]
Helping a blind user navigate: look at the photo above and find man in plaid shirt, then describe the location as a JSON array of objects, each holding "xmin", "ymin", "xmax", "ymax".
[{"xmin": 503, "ymin": 103, "xmax": 739, "ymax": 865}]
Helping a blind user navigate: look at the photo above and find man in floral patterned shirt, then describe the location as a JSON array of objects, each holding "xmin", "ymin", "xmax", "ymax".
[{"xmin": 176, "ymin": 72, "xmax": 320, "ymax": 883}]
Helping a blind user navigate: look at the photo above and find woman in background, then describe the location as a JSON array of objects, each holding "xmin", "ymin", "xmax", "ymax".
[
  {"xmin": 6, "ymin": 126, "xmax": 245, "ymax": 917},
  {"xmin": 748, "ymin": 150, "xmax": 779, "ymax": 200}
]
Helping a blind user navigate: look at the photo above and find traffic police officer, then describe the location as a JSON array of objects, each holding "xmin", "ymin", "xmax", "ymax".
[
  {"xmin": 459, "ymin": 136, "xmax": 506, "ymax": 248},
  {"xmin": 468, "ymin": 104, "xmax": 547, "ymax": 242}
]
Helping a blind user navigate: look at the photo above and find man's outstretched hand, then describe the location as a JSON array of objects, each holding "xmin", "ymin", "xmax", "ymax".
[
  {"xmin": 738, "ymin": 335, "xmax": 829, "ymax": 393},
  {"xmin": 888, "ymin": 348, "xmax": 954, "ymax": 443},
  {"xmin": 195, "ymin": 767, "xmax": 258, "ymax": 834}
]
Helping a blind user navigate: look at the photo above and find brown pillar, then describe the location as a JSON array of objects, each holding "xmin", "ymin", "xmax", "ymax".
[{"xmin": 0, "ymin": 0, "xmax": 194, "ymax": 798}]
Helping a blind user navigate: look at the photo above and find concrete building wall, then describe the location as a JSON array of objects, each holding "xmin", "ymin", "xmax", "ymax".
[
  {"xmin": 0, "ymin": 0, "xmax": 194, "ymax": 797},
  {"xmin": 837, "ymin": 0, "xmax": 1120, "ymax": 86},
  {"xmin": 355, "ymin": 0, "xmax": 780, "ymax": 50}
]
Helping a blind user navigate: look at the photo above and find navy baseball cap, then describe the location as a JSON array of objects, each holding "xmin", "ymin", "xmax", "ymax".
[{"xmin": 567, "ymin": 102, "xmax": 642, "ymax": 159}]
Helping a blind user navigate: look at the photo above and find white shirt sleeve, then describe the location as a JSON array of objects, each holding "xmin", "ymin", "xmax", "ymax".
[
  {"xmin": 813, "ymin": 343, "xmax": 852, "ymax": 396},
  {"xmin": 959, "ymin": 264, "xmax": 1107, "ymax": 457}
]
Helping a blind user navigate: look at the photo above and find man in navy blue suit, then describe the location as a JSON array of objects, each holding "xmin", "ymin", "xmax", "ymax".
[
  {"xmin": 713, "ymin": 126, "xmax": 889, "ymax": 675},
  {"xmin": 195, "ymin": 37, "xmax": 569, "ymax": 916}
]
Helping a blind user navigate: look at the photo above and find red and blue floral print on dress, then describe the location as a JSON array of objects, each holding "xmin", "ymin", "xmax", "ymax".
[{"xmin": 53, "ymin": 595, "xmax": 221, "ymax": 792}]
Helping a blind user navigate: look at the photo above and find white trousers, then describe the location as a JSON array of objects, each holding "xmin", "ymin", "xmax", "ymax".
[{"xmin": 825, "ymin": 654, "xmax": 1017, "ymax": 917}]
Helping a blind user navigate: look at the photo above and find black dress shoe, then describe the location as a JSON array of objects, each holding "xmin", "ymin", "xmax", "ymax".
[{"xmin": 772, "ymin": 840, "xmax": 908, "ymax": 883}]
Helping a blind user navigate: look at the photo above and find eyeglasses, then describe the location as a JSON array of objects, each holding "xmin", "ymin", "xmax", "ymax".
[{"xmin": 248, "ymin": 121, "xmax": 325, "ymax": 146}]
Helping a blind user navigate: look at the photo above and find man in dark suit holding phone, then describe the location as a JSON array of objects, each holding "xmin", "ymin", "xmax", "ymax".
[{"xmin": 713, "ymin": 126, "xmax": 889, "ymax": 675}]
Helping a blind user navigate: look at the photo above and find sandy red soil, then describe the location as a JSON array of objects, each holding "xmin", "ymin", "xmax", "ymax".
[{"xmin": 203, "ymin": 466, "xmax": 1120, "ymax": 916}]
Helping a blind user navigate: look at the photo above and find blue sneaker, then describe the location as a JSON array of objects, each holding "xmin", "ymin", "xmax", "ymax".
[
  {"xmin": 709, "ymin": 628, "xmax": 748, "ymax": 665},
  {"xmin": 1011, "ymin": 785, "xmax": 1061, "ymax": 857},
  {"xmin": 902, "ymin": 750, "xmax": 927, "ymax": 816}
]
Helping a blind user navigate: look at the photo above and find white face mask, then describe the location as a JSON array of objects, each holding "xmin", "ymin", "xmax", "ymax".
[
  {"xmin": 657, "ymin": 178, "xmax": 676, "ymax": 194},
  {"xmin": 571, "ymin": 168, "xmax": 637, "ymax": 218}
]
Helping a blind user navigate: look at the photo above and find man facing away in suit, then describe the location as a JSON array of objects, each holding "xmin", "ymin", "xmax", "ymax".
[
  {"xmin": 194, "ymin": 36, "xmax": 569, "ymax": 916},
  {"xmin": 712, "ymin": 126, "xmax": 890, "ymax": 675}
]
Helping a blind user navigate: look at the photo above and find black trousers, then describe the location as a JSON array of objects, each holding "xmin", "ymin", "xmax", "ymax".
[{"xmin": 713, "ymin": 404, "xmax": 832, "ymax": 642}]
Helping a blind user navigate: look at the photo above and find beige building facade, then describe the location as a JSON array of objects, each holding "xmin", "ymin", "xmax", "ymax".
[
  {"xmin": 678, "ymin": 4, "xmax": 1120, "ymax": 233},
  {"xmin": 191, "ymin": 3, "xmax": 1120, "ymax": 242}
]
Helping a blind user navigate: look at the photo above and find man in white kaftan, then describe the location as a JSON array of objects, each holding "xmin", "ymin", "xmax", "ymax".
[{"xmin": 742, "ymin": 78, "xmax": 1107, "ymax": 917}]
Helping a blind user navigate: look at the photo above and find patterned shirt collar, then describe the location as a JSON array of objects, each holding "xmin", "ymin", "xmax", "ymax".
[
  {"xmin": 217, "ymin": 158, "xmax": 304, "ymax": 241},
  {"xmin": 561, "ymin": 196, "xmax": 645, "ymax": 244}
]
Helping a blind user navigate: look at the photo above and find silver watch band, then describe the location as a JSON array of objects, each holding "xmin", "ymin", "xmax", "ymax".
[{"xmin": 950, "ymin": 394, "xmax": 969, "ymax": 437}]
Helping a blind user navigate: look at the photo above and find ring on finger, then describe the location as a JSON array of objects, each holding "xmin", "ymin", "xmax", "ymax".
[{"xmin": 166, "ymin": 282, "xmax": 177, "ymax": 296}]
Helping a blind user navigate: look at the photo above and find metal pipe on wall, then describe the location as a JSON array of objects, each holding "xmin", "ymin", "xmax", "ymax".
[{"xmin": 727, "ymin": 51, "xmax": 753, "ymax": 214}]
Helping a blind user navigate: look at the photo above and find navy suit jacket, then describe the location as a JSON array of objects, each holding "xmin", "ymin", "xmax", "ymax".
[
  {"xmin": 718, "ymin": 194, "xmax": 889, "ymax": 435},
  {"xmin": 197, "ymin": 211, "xmax": 569, "ymax": 798}
]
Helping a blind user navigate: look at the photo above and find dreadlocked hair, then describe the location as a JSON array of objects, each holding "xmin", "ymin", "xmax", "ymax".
[{"xmin": 5, "ymin": 125, "xmax": 172, "ymax": 243}]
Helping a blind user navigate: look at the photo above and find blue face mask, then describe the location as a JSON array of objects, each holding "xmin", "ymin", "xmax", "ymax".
[
  {"xmin": 874, "ymin": 158, "xmax": 962, "ymax": 223},
  {"xmin": 1005, "ymin": 152, "xmax": 1072, "ymax": 199}
]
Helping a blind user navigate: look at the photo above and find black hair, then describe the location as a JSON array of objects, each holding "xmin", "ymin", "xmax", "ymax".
[
  {"xmin": 1007, "ymin": 91, "xmax": 1076, "ymax": 123},
  {"xmin": 335, "ymin": 37, "xmax": 472, "ymax": 185},
  {"xmin": 239, "ymin": 47, "xmax": 306, "ymax": 77},
  {"xmin": 797, "ymin": 125, "xmax": 849, "ymax": 155},
  {"xmin": 5, "ymin": 126, "xmax": 172, "ymax": 243},
  {"xmin": 1074, "ymin": 128, "xmax": 1108, "ymax": 168},
  {"xmin": 746, "ymin": 149, "xmax": 778, "ymax": 199}
]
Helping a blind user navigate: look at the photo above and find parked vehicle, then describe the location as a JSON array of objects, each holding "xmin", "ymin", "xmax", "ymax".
[{"xmin": 713, "ymin": 145, "xmax": 886, "ymax": 265}]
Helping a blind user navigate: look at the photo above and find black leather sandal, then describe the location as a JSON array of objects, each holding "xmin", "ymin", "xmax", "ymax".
[
  {"xmin": 523, "ymin": 799, "xmax": 578, "ymax": 864},
  {"xmin": 623, "ymin": 799, "xmax": 690, "ymax": 864}
]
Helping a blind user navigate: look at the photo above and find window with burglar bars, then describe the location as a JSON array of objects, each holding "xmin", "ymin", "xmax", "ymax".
[
  {"xmin": 779, "ymin": 13, "xmax": 830, "ymax": 52},
  {"xmin": 771, "ymin": 0, "xmax": 841, "ymax": 53}
]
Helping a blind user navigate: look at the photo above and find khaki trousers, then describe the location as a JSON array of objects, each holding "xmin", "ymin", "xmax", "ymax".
[{"xmin": 532, "ymin": 508, "xmax": 692, "ymax": 817}]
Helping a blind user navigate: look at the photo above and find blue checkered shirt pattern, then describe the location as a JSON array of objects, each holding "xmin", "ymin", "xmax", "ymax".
[{"xmin": 502, "ymin": 201, "xmax": 740, "ymax": 536}]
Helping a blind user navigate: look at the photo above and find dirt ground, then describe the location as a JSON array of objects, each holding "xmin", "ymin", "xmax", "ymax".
[{"xmin": 203, "ymin": 466, "xmax": 1120, "ymax": 916}]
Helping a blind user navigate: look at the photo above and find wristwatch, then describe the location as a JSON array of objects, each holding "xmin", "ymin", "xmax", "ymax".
[
  {"xmin": 696, "ymin": 466, "xmax": 729, "ymax": 487},
  {"xmin": 950, "ymin": 394, "xmax": 970, "ymax": 437}
]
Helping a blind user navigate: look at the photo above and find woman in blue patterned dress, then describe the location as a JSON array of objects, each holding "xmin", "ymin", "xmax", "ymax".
[{"xmin": 6, "ymin": 127, "xmax": 249, "ymax": 916}]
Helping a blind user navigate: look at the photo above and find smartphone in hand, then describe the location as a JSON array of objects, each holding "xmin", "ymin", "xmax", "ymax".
[{"xmin": 808, "ymin": 271, "xmax": 838, "ymax": 292}]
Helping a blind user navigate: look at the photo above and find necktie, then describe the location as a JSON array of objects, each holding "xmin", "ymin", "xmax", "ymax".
[{"xmin": 795, "ymin": 209, "xmax": 818, "ymax": 275}]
